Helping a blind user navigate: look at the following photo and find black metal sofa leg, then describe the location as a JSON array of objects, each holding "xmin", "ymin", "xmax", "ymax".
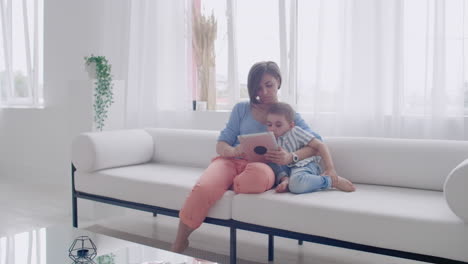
[
  {"xmin": 230, "ymin": 226, "xmax": 237, "ymax": 264},
  {"xmin": 72, "ymin": 163, "xmax": 78, "ymax": 228},
  {"xmin": 268, "ymin": 234, "xmax": 274, "ymax": 261},
  {"xmin": 72, "ymin": 194, "xmax": 78, "ymax": 228},
  {"xmin": 298, "ymin": 239, "xmax": 303, "ymax": 245}
]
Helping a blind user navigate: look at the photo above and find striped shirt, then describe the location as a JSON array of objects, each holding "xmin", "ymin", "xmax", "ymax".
[{"xmin": 277, "ymin": 126, "xmax": 321, "ymax": 167}]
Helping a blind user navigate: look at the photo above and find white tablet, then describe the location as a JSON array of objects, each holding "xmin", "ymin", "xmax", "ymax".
[{"xmin": 238, "ymin": 132, "xmax": 278, "ymax": 162}]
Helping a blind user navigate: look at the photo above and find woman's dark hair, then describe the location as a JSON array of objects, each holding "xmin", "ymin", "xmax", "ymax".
[
  {"xmin": 267, "ymin": 102, "xmax": 295, "ymax": 123},
  {"xmin": 247, "ymin": 61, "xmax": 282, "ymax": 104}
]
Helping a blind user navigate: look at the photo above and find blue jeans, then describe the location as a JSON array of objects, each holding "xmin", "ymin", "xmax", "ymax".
[
  {"xmin": 268, "ymin": 162, "xmax": 332, "ymax": 194},
  {"xmin": 268, "ymin": 162, "xmax": 290, "ymax": 185}
]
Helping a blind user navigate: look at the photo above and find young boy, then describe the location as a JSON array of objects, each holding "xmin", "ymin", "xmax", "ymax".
[{"xmin": 266, "ymin": 102, "xmax": 356, "ymax": 193}]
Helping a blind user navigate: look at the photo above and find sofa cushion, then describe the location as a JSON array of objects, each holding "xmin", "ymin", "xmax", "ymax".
[
  {"xmin": 444, "ymin": 158, "xmax": 468, "ymax": 222},
  {"xmin": 326, "ymin": 137, "xmax": 468, "ymax": 191},
  {"xmin": 232, "ymin": 184, "xmax": 468, "ymax": 262},
  {"xmin": 145, "ymin": 128, "xmax": 218, "ymax": 168},
  {"xmin": 72, "ymin": 129, "xmax": 154, "ymax": 172},
  {"xmin": 75, "ymin": 163, "xmax": 234, "ymax": 220}
]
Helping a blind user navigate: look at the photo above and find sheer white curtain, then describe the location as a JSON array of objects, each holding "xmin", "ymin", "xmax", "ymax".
[
  {"xmin": 126, "ymin": 0, "xmax": 191, "ymax": 128},
  {"xmin": 296, "ymin": 0, "xmax": 465, "ymax": 139},
  {"xmin": 124, "ymin": 0, "xmax": 466, "ymax": 138}
]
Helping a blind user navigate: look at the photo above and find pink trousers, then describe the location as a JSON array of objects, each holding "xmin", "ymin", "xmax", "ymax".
[{"xmin": 179, "ymin": 157, "xmax": 275, "ymax": 229}]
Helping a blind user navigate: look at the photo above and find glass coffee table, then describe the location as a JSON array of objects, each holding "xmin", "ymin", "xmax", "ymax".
[{"xmin": 1, "ymin": 224, "xmax": 216, "ymax": 264}]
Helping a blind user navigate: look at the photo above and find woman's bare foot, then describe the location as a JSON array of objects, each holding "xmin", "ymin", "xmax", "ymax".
[
  {"xmin": 171, "ymin": 221, "xmax": 194, "ymax": 253},
  {"xmin": 333, "ymin": 176, "xmax": 356, "ymax": 192},
  {"xmin": 171, "ymin": 238, "xmax": 189, "ymax": 253}
]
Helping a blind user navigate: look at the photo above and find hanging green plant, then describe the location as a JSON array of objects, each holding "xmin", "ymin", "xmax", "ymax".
[
  {"xmin": 96, "ymin": 253, "xmax": 116, "ymax": 264},
  {"xmin": 84, "ymin": 55, "xmax": 114, "ymax": 131}
]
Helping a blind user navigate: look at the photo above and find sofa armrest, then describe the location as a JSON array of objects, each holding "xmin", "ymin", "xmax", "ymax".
[
  {"xmin": 444, "ymin": 158, "xmax": 468, "ymax": 222},
  {"xmin": 72, "ymin": 129, "xmax": 154, "ymax": 172}
]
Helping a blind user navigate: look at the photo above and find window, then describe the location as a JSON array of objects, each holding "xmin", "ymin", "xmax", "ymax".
[
  {"xmin": 296, "ymin": 0, "xmax": 466, "ymax": 118},
  {"xmin": 199, "ymin": 0, "xmax": 282, "ymax": 110},
  {"xmin": 199, "ymin": 0, "xmax": 229, "ymax": 109},
  {"xmin": 196, "ymin": 0, "xmax": 467, "ymax": 119},
  {"xmin": 0, "ymin": 0, "xmax": 44, "ymax": 108}
]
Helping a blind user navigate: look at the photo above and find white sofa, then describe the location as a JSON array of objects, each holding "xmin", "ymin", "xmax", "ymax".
[{"xmin": 71, "ymin": 128, "xmax": 468, "ymax": 264}]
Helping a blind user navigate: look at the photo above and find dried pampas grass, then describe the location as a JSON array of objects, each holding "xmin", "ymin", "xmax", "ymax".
[{"xmin": 193, "ymin": 4, "xmax": 217, "ymax": 108}]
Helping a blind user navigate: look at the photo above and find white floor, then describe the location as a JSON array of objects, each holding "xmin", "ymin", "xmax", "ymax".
[{"xmin": 1, "ymin": 180, "xmax": 426, "ymax": 264}]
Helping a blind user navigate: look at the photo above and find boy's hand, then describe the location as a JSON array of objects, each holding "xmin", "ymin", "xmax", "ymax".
[
  {"xmin": 275, "ymin": 177, "xmax": 289, "ymax": 193},
  {"xmin": 322, "ymin": 168, "xmax": 338, "ymax": 185},
  {"xmin": 266, "ymin": 147, "xmax": 292, "ymax": 165}
]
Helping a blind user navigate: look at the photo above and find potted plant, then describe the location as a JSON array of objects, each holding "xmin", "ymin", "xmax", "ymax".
[{"xmin": 84, "ymin": 55, "xmax": 114, "ymax": 131}]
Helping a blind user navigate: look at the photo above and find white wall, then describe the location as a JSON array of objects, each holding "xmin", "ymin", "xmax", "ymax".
[{"xmin": 0, "ymin": 0, "xmax": 130, "ymax": 186}]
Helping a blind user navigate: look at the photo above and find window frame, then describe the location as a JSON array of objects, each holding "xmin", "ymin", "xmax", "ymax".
[{"xmin": 0, "ymin": 0, "xmax": 44, "ymax": 109}]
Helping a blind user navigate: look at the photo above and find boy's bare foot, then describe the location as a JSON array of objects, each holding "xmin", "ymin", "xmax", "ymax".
[
  {"xmin": 171, "ymin": 239, "xmax": 189, "ymax": 253},
  {"xmin": 333, "ymin": 176, "xmax": 356, "ymax": 192},
  {"xmin": 275, "ymin": 181, "xmax": 289, "ymax": 193}
]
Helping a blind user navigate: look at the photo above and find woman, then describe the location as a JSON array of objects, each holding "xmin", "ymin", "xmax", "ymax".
[{"xmin": 171, "ymin": 61, "xmax": 320, "ymax": 253}]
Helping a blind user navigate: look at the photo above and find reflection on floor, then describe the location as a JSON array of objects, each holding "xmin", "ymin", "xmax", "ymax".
[
  {"xmin": 1, "ymin": 181, "xmax": 424, "ymax": 264},
  {"xmin": 0, "ymin": 182, "xmax": 69, "ymax": 237}
]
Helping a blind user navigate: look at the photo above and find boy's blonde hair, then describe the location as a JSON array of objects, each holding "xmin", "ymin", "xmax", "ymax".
[{"xmin": 268, "ymin": 102, "xmax": 295, "ymax": 123}]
